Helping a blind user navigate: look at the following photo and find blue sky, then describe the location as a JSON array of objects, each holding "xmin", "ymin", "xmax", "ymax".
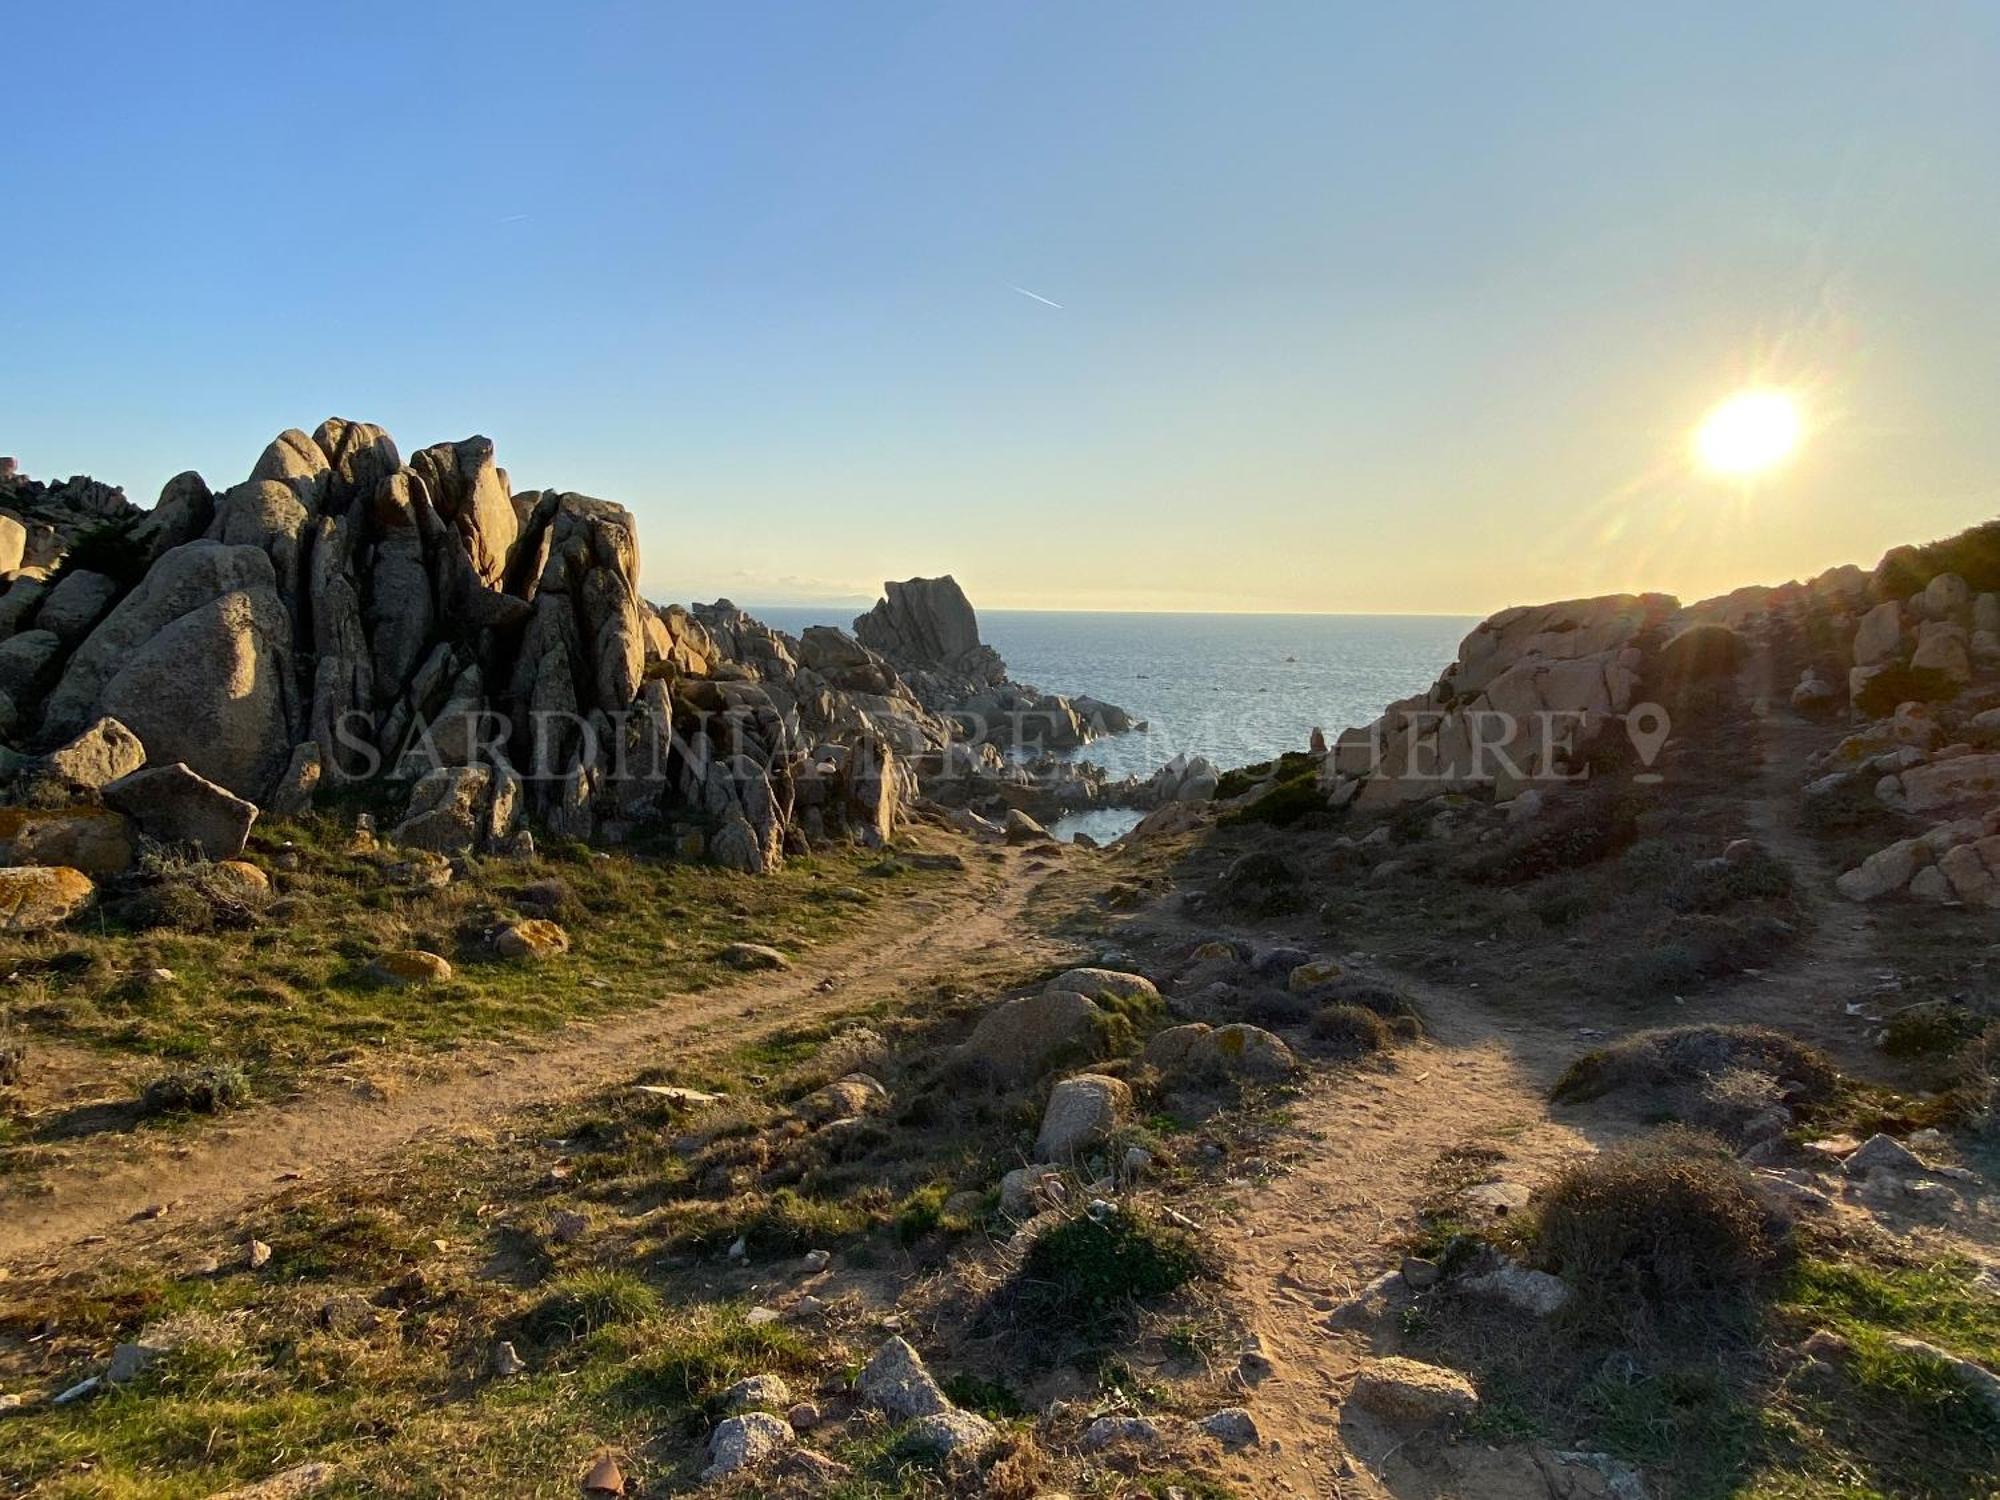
[{"xmin": 5, "ymin": 3, "xmax": 1998, "ymax": 612}]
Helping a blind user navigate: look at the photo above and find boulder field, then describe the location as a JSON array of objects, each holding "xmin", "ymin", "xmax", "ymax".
[{"xmin": 0, "ymin": 423, "xmax": 1146, "ymax": 894}]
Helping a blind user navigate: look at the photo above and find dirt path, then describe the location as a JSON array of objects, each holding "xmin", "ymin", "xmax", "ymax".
[
  {"xmin": 1182, "ymin": 672, "xmax": 1889, "ymax": 1498},
  {"xmin": 0, "ymin": 848, "xmax": 1061, "ymax": 1271}
]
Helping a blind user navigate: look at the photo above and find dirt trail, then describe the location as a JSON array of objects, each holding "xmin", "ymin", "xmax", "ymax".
[
  {"xmin": 1218, "ymin": 981, "xmax": 1596, "ymax": 1499},
  {"xmin": 0, "ymin": 850, "xmax": 1059, "ymax": 1270},
  {"xmin": 1193, "ymin": 663, "xmax": 1887, "ymax": 1498}
]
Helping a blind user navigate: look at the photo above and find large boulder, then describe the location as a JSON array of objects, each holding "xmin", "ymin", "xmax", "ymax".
[
  {"xmin": 1911, "ymin": 621, "xmax": 1972, "ymax": 683},
  {"xmin": 956, "ymin": 989, "xmax": 1101, "ymax": 1083},
  {"xmin": 44, "ymin": 542, "xmax": 296, "ymax": 799},
  {"xmin": 35, "ymin": 570, "xmax": 121, "ymax": 642},
  {"xmin": 1899, "ymin": 754, "xmax": 2000, "ymax": 814},
  {"xmin": 854, "ymin": 576, "xmax": 988, "ymax": 672},
  {"xmin": 1853, "ymin": 599, "xmax": 1906, "ymax": 666},
  {"xmin": 102, "ymin": 763, "xmax": 259, "ymax": 860},
  {"xmin": 0, "ymin": 514, "xmax": 26, "ymax": 574}
]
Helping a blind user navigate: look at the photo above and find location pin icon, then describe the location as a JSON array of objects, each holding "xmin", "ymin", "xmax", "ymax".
[{"xmin": 1626, "ymin": 702, "xmax": 1670, "ymax": 777}]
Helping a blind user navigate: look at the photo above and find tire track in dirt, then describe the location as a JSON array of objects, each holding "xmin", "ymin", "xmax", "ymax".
[{"xmin": 0, "ymin": 849, "xmax": 1061, "ymax": 1269}]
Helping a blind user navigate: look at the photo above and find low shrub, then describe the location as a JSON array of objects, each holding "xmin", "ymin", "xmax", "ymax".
[
  {"xmin": 1664, "ymin": 846, "xmax": 1793, "ymax": 914},
  {"xmin": 1016, "ymin": 1206, "xmax": 1211, "ymax": 1334},
  {"xmin": 140, "ymin": 1062, "xmax": 250, "ymax": 1116},
  {"xmin": 1880, "ymin": 1003, "xmax": 1984, "ymax": 1060},
  {"xmin": 1310, "ymin": 1004, "xmax": 1394, "ymax": 1056},
  {"xmin": 1213, "ymin": 848, "xmax": 1307, "ymax": 917},
  {"xmin": 1550, "ymin": 1024, "xmax": 1841, "ymax": 1108},
  {"xmin": 1460, "ymin": 783, "xmax": 1644, "ymax": 885},
  {"xmin": 1530, "ymin": 1128, "xmax": 1791, "ymax": 1324}
]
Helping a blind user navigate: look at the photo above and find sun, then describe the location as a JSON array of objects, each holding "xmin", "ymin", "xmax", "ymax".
[{"xmin": 1694, "ymin": 389, "xmax": 1802, "ymax": 476}]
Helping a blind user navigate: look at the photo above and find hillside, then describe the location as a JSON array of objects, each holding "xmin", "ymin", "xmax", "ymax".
[{"xmin": 0, "ymin": 460, "xmax": 1997, "ymax": 1500}]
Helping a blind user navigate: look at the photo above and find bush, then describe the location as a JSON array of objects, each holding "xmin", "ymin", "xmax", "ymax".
[
  {"xmin": 115, "ymin": 882, "xmax": 217, "ymax": 933},
  {"xmin": 1317, "ymin": 976, "xmax": 1424, "ymax": 1027},
  {"xmin": 1550, "ymin": 1024, "xmax": 1841, "ymax": 1108},
  {"xmin": 1875, "ymin": 521, "xmax": 2000, "ymax": 597},
  {"xmin": 1880, "ymin": 1003, "xmax": 1984, "ymax": 1060},
  {"xmin": 1665, "ymin": 847, "xmax": 1792, "ymax": 914},
  {"xmin": 1219, "ymin": 753, "xmax": 1332, "ymax": 829},
  {"xmin": 1213, "ymin": 848, "xmax": 1307, "ymax": 916},
  {"xmin": 1017, "ymin": 1207, "xmax": 1211, "ymax": 1333},
  {"xmin": 1530, "ymin": 1129, "xmax": 1791, "ymax": 1322},
  {"xmin": 140, "ymin": 1062, "xmax": 250, "ymax": 1116},
  {"xmin": 1460, "ymin": 783, "xmax": 1643, "ymax": 884},
  {"xmin": 1310, "ymin": 1004, "xmax": 1394, "ymax": 1056}
]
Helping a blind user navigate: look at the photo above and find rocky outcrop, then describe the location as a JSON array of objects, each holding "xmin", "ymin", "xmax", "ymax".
[{"xmin": 0, "ymin": 430, "xmax": 1143, "ymax": 872}]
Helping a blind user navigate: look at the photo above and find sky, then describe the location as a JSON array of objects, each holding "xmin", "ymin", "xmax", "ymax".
[{"xmin": 4, "ymin": 3, "xmax": 1999, "ymax": 615}]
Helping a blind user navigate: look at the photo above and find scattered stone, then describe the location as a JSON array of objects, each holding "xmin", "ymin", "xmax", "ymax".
[
  {"xmin": 38, "ymin": 716, "xmax": 146, "ymax": 789},
  {"xmin": 369, "ymin": 950, "xmax": 453, "ymax": 986},
  {"xmin": 722, "ymin": 1373, "xmax": 792, "ymax": 1411},
  {"xmin": 496, "ymin": 919, "xmax": 569, "ymax": 960},
  {"xmin": 1288, "ymin": 959, "xmax": 1343, "ymax": 993},
  {"xmin": 956, "ymin": 989, "xmax": 1102, "ymax": 1083},
  {"xmin": 1461, "ymin": 1262, "xmax": 1573, "ymax": 1317},
  {"xmin": 491, "ymin": 1341, "xmax": 526, "ymax": 1377},
  {"xmin": 1464, "ymin": 1180, "xmax": 1532, "ymax": 1214},
  {"xmin": 1034, "ymin": 1074, "xmax": 1132, "ymax": 1161},
  {"xmin": 801, "ymin": 1248, "xmax": 831, "ymax": 1274},
  {"xmin": 797, "ymin": 1072, "xmax": 890, "ymax": 1124},
  {"xmin": 549, "ymin": 1211, "xmax": 588, "ymax": 1244},
  {"xmin": 744, "ymin": 1306, "xmax": 781, "ymax": 1327},
  {"xmin": 1082, "ymin": 1414, "xmax": 1162, "ymax": 1451},
  {"xmin": 581, "ymin": 1453, "xmax": 625, "ymax": 1495},
  {"xmin": 856, "ymin": 1336, "xmax": 952, "ymax": 1419},
  {"xmin": 786, "ymin": 1401, "xmax": 820, "ymax": 1431},
  {"xmin": 718, "ymin": 942, "xmax": 790, "ymax": 971},
  {"xmin": 1043, "ymin": 967, "xmax": 1161, "ymax": 1006},
  {"xmin": 104, "ymin": 1341, "xmax": 166, "ymax": 1386},
  {"xmin": 1197, "ymin": 1407, "xmax": 1259, "ymax": 1447},
  {"xmin": 776, "ymin": 1450, "xmax": 852, "ymax": 1483},
  {"xmin": 247, "ymin": 1239, "xmax": 272, "ymax": 1269},
  {"xmin": 903, "ymin": 1408, "xmax": 1001, "ymax": 1457},
  {"xmin": 1348, "ymin": 1356, "xmax": 1480, "ymax": 1425},
  {"xmin": 1844, "ymin": 1133, "xmax": 1927, "ymax": 1177},
  {"xmin": 1005, "ymin": 808, "xmax": 1054, "ymax": 844},
  {"xmin": 1000, "ymin": 1166, "xmax": 1065, "ymax": 1217},
  {"xmin": 102, "ymin": 762, "xmax": 259, "ymax": 860},
  {"xmin": 207, "ymin": 1462, "xmax": 339, "ymax": 1499},
  {"xmin": 704, "ymin": 1411, "xmax": 793, "ymax": 1479},
  {"xmin": 1400, "ymin": 1255, "xmax": 1441, "ymax": 1289}
]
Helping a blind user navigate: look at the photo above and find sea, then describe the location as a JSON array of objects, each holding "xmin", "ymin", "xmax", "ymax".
[{"xmin": 752, "ymin": 607, "xmax": 1476, "ymax": 842}]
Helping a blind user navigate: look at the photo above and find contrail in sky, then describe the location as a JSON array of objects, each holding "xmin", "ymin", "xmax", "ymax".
[
  {"xmin": 497, "ymin": 213, "xmax": 531, "ymax": 223},
  {"xmin": 1009, "ymin": 284, "xmax": 1063, "ymax": 309}
]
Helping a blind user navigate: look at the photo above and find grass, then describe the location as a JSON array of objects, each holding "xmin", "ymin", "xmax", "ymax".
[
  {"xmin": 0, "ymin": 815, "xmax": 966, "ymax": 1180},
  {"xmin": 1014, "ymin": 1205, "xmax": 1212, "ymax": 1338}
]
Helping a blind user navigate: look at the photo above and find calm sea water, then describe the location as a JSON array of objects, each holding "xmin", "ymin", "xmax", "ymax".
[{"xmin": 750, "ymin": 608, "xmax": 1473, "ymax": 837}]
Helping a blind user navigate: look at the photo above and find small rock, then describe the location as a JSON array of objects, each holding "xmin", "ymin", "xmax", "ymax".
[
  {"xmin": 495, "ymin": 919, "xmax": 569, "ymax": 960},
  {"xmin": 703, "ymin": 1411, "xmax": 793, "ymax": 1479},
  {"xmin": 1082, "ymin": 1414, "xmax": 1162, "ymax": 1451},
  {"xmin": 492, "ymin": 1341, "xmax": 526, "ymax": 1377},
  {"xmin": 105, "ymin": 1342, "xmax": 166, "ymax": 1385},
  {"xmin": 777, "ymin": 1450, "xmax": 852, "ymax": 1483},
  {"xmin": 786, "ymin": 1401, "xmax": 820, "ymax": 1432},
  {"xmin": 857, "ymin": 1335, "xmax": 952, "ymax": 1419},
  {"xmin": 1034, "ymin": 1073, "xmax": 1132, "ymax": 1161},
  {"xmin": 1461, "ymin": 1262, "xmax": 1572, "ymax": 1317},
  {"xmin": 718, "ymin": 942, "xmax": 790, "ymax": 971},
  {"xmin": 1464, "ymin": 1180, "xmax": 1532, "ymax": 1214},
  {"xmin": 903, "ymin": 1407, "xmax": 1001, "ymax": 1457},
  {"xmin": 1887, "ymin": 1335, "xmax": 2000, "ymax": 1420},
  {"xmin": 728, "ymin": 1236, "xmax": 749, "ymax": 1262},
  {"xmin": 1844, "ymin": 1133, "xmax": 1927, "ymax": 1177},
  {"xmin": 801, "ymin": 1248, "xmax": 831, "ymax": 1274},
  {"xmin": 369, "ymin": 949, "xmax": 452, "ymax": 986},
  {"xmin": 1348, "ymin": 1356, "xmax": 1479, "ymax": 1425},
  {"xmin": 1197, "ymin": 1407, "xmax": 1259, "ymax": 1447},
  {"xmin": 549, "ymin": 1211, "xmax": 588, "ymax": 1245},
  {"xmin": 722, "ymin": 1373, "xmax": 792, "ymax": 1411},
  {"xmin": 581, "ymin": 1453, "xmax": 625, "ymax": 1495},
  {"xmin": 1400, "ymin": 1255, "xmax": 1441, "ymax": 1289},
  {"xmin": 744, "ymin": 1306, "xmax": 781, "ymax": 1327},
  {"xmin": 246, "ymin": 1239, "xmax": 272, "ymax": 1269}
]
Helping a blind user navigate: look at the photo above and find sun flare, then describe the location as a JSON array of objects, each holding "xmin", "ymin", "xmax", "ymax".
[{"xmin": 1694, "ymin": 389, "xmax": 1802, "ymax": 476}]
